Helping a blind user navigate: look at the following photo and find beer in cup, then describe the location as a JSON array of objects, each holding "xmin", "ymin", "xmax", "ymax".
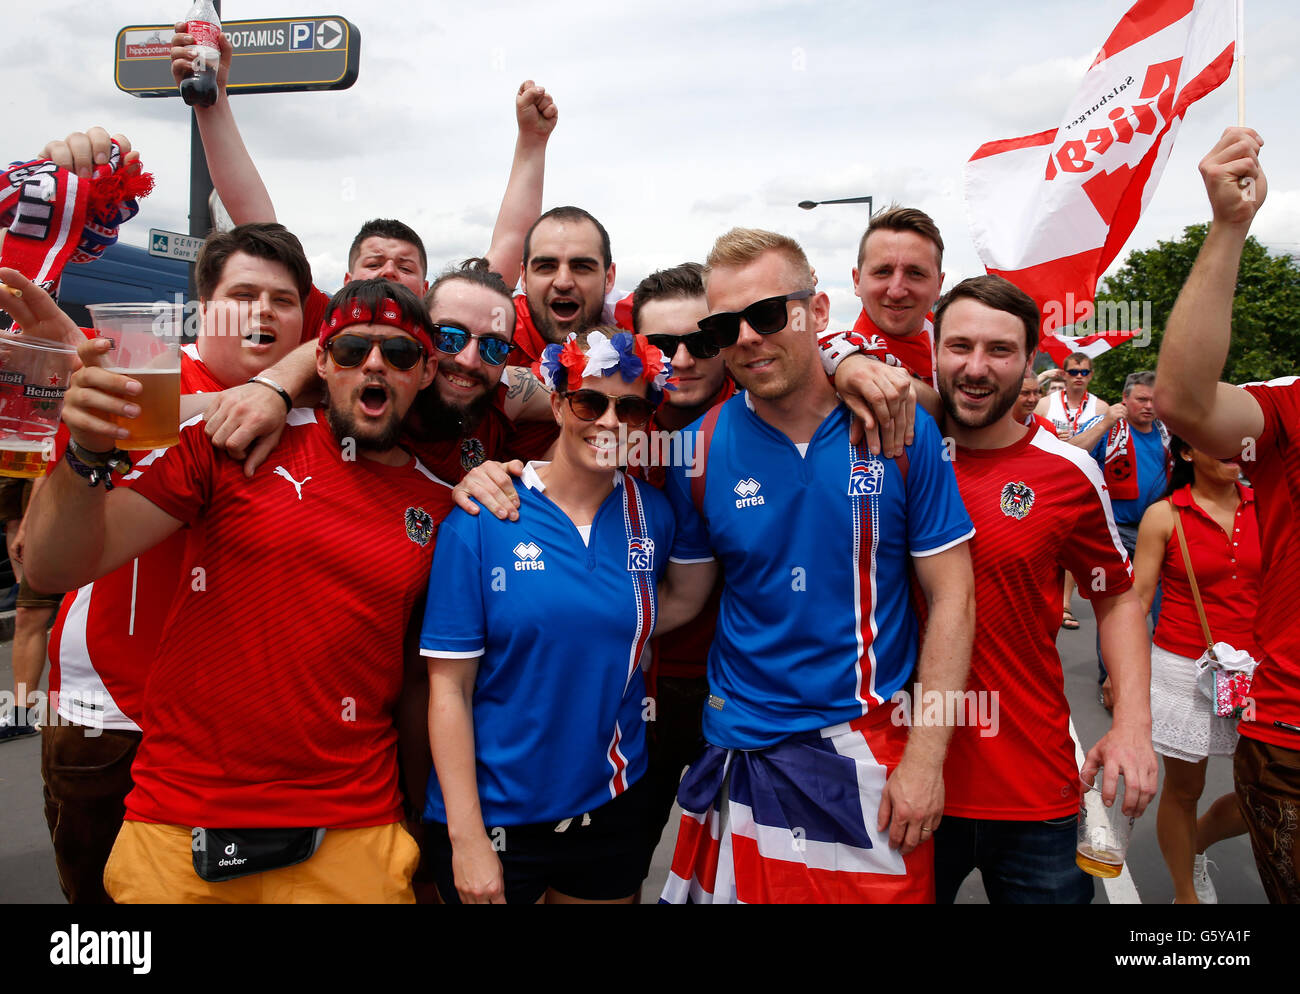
[
  {"xmin": 86, "ymin": 302, "xmax": 183, "ymax": 451},
  {"xmin": 0, "ymin": 335, "xmax": 79, "ymax": 478},
  {"xmin": 1075, "ymin": 768, "xmax": 1136, "ymax": 878}
]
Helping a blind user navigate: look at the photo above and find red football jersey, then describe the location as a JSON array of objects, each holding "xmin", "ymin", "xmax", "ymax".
[
  {"xmin": 943, "ymin": 425, "xmax": 1133, "ymax": 819},
  {"xmin": 48, "ymin": 348, "xmax": 222, "ymax": 730},
  {"xmin": 1238, "ymin": 379, "xmax": 1300, "ymax": 750},
  {"xmin": 407, "ymin": 382, "xmax": 512, "ymax": 484},
  {"xmin": 124, "ymin": 411, "xmax": 453, "ymax": 828}
]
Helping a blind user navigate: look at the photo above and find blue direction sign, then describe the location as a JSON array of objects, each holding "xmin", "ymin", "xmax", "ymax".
[{"xmin": 115, "ymin": 16, "xmax": 360, "ymax": 97}]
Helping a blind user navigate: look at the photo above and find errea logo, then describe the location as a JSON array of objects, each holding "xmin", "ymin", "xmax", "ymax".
[
  {"xmin": 513, "ymin": 542, "xmax": 545, "ymax": 571},
  {"xmin": 734, "ymin": 478, "xmax": 765, "ymax": 508}
]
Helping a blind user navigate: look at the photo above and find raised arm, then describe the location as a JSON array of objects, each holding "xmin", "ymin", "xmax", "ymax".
[
  {"xmin": 1154, "ymin": 128, "xmax": 1267, "ymax": 458},
  {"xmin": 170, "ymin": 25, "xmax": 277, "ymax": 224},
  {"xmin": 483, "ymin": 81, "xmax": 557, "ymax": 284}
]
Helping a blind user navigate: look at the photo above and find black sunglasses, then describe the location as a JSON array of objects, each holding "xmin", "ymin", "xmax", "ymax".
[
  {"xmin": 1066, "ymin": 368, "xmax": 1092, "ymax": 377},
  {"xmin": 326, "ymin": 333, "xmax": 425, "ymax": 371},
  {"xmin": 644, "ymin": 330, "xmax": 720, "ymax": 361},
  {"xmin": 697, "ymin": 290, "xmax": 814, "ymax": 349},
  {"xmin": 564, "ymin": 389, "xmax": 656, "ymax": 427},
  {"xmin": 433, "ymin": 324, "xmax": 511, "ymax": 367}
]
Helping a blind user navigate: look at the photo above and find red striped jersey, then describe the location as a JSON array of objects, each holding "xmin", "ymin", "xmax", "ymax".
[
  {"xmin": 124, "ymin": 411, "xmax": 452, "ymax": 828},
  {"xmin": 943, "ymin": 424, "xmax": 1132, "ymax": 819}
]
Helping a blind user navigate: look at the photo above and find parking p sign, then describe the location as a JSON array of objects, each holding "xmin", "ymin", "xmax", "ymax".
[{"xmin": 290, "ymin": 21, "xmax": 313, "ymax": 50}]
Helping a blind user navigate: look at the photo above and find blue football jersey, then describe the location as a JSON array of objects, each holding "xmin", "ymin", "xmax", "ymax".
[
  {"xmin": 420, "ymin": 465, "xmax": 681, "ymax": 825},
  {"xmin": 666, "ymin": 395, "xmax": 974, "ymax": 751}
]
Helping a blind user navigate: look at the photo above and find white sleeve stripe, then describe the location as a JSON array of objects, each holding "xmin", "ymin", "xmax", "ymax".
[
  {"xmin": 419, "ymin": 648, "xmax": 484, "ymax": 659},
  {"xmin": 911, "ymin": 527, "xmax": 975, "ymax": 558},
  {"xmin": 669, "ymin": 555, "xmax": 717, "ymax": 565},
  {"xmin": 412, "ymin": 457, "xmax": 455, "ymax": 489},
  {"xmin": 1029, "ymin": 430, "xmax": 1131, "ymax": 569}
]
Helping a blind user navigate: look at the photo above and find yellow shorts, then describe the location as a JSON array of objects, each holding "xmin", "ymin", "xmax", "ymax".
[{"xmin": 104, "ymin": 820, "xmax": 419, "ymax": 904}]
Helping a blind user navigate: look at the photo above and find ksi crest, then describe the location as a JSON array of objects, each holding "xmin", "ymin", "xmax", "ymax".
[
  {"xmin": 999, "ymin": 481, "xmax": 1035, "ymax": 520},
  {"xmin": 405, "ymin": 507, "xmax": 436, "ymax": 546},
  {"xmin": 627, "ymin": 537, "xmax": 655, "ymax": 573},
  {"xmin": 848, "ymin": 458, "xmax": 885, "ymax": 497}
]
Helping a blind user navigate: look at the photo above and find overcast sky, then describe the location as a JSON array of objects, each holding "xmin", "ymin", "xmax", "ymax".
[{"xmin": 12, "ymin": 0, "xmax": 1298, "ymax": 324}]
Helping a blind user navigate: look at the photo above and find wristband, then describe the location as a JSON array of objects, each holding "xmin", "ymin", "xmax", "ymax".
[
  {"xmin": 249, "ymin": 375, "xmax": 293, "ymax": 413},
  {"xmin": 818, "ymin": 329, "xmax": 872, "ymax": 377},
  {"xmin": 64, "ymin": 440, "xmax": 133, "ymax": 490}
]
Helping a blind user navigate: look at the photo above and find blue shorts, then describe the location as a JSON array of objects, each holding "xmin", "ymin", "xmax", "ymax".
[{"xmin": 933, "ymin": 814, "xmax": 1095, "ymax": 904}]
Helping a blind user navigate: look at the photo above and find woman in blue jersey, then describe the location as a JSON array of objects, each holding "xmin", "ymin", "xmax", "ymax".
[{"xmin": 419, "ymin": 328, "xmax": 714, "ymax": 904}]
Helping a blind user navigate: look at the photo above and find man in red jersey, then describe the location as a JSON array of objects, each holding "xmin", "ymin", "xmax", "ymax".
[
  {"xmin": 1, "ymin": 221, "xmax": 315, "ymax": 903},
  {"xmin": 1153, "ymin": 127, "xmax": 1300, "ymax": 904},
  {"xmin": 929, "ymin": 274, "xmax": 1156, "ymax": 903},
  {"xmin": 21, "ymin": 279, "xmax": 451, "ymax": 904},
  {"xmin": 848, "ymin": 206, "xmax": 945, "ymax": 387}
]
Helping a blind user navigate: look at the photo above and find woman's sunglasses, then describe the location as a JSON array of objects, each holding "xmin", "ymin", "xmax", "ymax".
[{"xmin": 564, "ymin": 389, "xmax": 656, "ymax": 427}]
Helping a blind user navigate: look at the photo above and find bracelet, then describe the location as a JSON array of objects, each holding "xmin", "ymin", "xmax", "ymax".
[
  {"xmin": 248, "ymin": 375, "xmax": 293, "ymax": 413},
  {"xmin": 818, "ymin": 329, "xmax": 873, "ymax": 377},
  {"xmin": 64, "ymin": 440, "xmax": 132, "ymax": 490}
]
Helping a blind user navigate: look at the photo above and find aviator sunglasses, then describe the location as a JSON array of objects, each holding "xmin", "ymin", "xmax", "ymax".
[
  {"xmin": 564, "ymin": 389, "xmax": 656, "ymax": 427},
  {"xmin": 433, "ymin": 324, "xmax": 512, "ymax": 367},
  {"xmin": 643, "ymin": 330, "xmax": 720, "ymax": 361},
  {"xmin": 326, "ymin": 333, "xmax": 425, "ymax": 371},
  {"xmin": 696, "ymin": 289, "xmax": 814, "ymax": 349}
]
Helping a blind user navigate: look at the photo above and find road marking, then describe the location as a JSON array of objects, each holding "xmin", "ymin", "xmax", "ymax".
[{"xmin": 1069, "ymin": 718, "xmax": 1141, "ymax": 904}]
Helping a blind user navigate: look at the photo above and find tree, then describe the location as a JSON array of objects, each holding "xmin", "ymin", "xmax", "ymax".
[{"xmin": 1074, "ymin": 225, "xmax": 1300, "ymax": 401}]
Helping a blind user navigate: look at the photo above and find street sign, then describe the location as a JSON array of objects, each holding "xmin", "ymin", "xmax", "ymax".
[
  {"xmin": 115, "ymin": 16, "xmax": 360, "ymax": 97},
  {"xmin": 148, "ymin": 229, "xmax": 206, "ymax": 263}
]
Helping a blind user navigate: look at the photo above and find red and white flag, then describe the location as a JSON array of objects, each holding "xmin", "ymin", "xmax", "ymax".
[
  {"xmin": 964, "ymin": 0, "xmax": 1236, "ymax": 347},
  {"xmin": 1038, "ymin": 328, "xmax": 1142, "ymax": 367}
]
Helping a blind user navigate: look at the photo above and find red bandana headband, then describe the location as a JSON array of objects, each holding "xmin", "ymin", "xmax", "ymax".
[{"xmin": 318, "ymin": 297, "xmax": 433, "ymax": 355}]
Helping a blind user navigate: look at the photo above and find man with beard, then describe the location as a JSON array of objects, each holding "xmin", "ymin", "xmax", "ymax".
[
  {"xmin": 504, "ymin": 206, "xmax": 628, "ymax": 460},
  {"xmin": 402, "ymin": 260, "xmax": 520, "ymax": 483},
  {"xmin": 659, "ymin": 228, "xmax": 975, "ymax": 903},
  {"xmin": 929, "ymin": 274, "xmax": 1156, "ymax": 903},
  {"xmin": 22, "ymin": 279, "xmax": 453, "ymax": 903}
]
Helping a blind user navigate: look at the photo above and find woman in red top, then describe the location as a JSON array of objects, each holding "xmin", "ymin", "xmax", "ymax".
[{"xmin": 1133, "ymin": 436, "xmax": 1256, "ymax": 904}]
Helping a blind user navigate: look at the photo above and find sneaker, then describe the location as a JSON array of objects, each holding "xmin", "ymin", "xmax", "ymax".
[
  {"xmin": 1193, "ymin": 853, "xmax": 1218, "ymax": 904},
  {"xmin": 0, "ymin": 706, "xmax": 36, "ymax": 743}
]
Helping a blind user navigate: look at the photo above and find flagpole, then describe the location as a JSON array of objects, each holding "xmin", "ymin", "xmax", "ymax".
[{"xmin": 1237, "ymin": 0, "xmax": 1254, "ymax": 200}]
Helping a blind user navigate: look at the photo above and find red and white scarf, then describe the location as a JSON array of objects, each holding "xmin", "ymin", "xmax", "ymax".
[
  {"xmin": 0, "ymin": 142, "xmax": 153, "ymax": 296},
  {"xmin": 1103, "ymin": 417, "xmax": 1170, "ymax": 501}
]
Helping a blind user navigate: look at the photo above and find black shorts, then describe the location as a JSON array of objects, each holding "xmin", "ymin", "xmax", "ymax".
[{"xmin": 427, "ymin": 774, "xmax": 653, "ymax": 904}]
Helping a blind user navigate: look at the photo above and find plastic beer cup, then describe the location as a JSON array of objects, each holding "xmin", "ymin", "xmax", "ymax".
[
  {"xmin": 86, "ymin": 302, "xmax": 183, "ymax": 451},
  {"xmin": 0, "ymin": 335, "xmax": 79, "ymax": 478},
  {"xmin": 1076, "ymin": 769, "xmax": 1135, "ymax": 878}
]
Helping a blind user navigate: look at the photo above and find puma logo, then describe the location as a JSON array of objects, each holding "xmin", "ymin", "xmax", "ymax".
[{"xmin": 273, "ymin": 466, "xmax": 311, "ymax": 500}]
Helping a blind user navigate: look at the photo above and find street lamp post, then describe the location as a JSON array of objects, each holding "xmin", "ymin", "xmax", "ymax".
[{"xmin": 797, "ymin": 195, "xmax": 873, "ymax": 214}]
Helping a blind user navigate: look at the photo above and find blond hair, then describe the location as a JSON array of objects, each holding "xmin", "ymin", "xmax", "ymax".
[{"xmin": 705, "ymin": 228, "xmax": 814, "ymax": 290}]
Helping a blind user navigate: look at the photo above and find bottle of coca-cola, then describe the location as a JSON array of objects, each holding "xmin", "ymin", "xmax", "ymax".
[{"xmin": 180, "ymin": 0, "xmax": 222, "ymax": 107}]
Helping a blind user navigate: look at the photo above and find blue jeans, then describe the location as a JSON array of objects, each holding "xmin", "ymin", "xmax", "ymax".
[
  {"xmin": 1096, "ymin": 521, "xmax": 1160, "ymax": 683},
  {"xmin": 933, "ymin": 814, "xmax": 1095, "ymax": 904}
]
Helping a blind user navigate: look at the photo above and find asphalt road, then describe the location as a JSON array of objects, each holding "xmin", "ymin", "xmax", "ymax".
[{"xmin": 0, "ymin": 594, "xmax": 1267, "ymax": 904}]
